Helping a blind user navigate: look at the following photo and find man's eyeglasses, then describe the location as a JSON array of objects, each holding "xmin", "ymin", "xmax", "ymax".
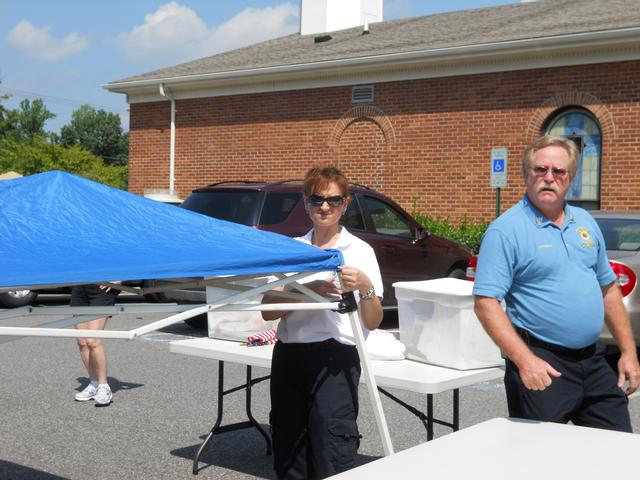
[
  {"xmin": 306, "ymin": 194, "xmax": 346, "ymax": 207},
  {"xmin": 529, "ymin": 166, "xmax": 569, "ymax": 179}
]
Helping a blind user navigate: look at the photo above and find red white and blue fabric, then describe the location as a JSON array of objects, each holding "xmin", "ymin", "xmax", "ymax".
[{"xmin": 247, "ymin": 329, "xmax": 277, "ymax": 346}]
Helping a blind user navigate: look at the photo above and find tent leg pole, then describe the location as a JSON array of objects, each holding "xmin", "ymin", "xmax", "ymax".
[
  {"xmin": 244, "ymin": 366, "xmax": 272, "ymax": 455},
  {"xmin": 345, "ymin": 306, "xmax": 394, "ymax": 456},
  {"xmin": 427, "ymin": 394, "xmax": 434, "ymax": 441},
  {"xmin": 192, "ymin": 361, "xmax": 226, "ymax": 474}
]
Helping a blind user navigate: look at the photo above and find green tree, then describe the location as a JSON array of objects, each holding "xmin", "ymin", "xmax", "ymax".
[
  {"xmin": 0, "ymin": 95, "xmax": 8, "ymax": 138},
  {"xmin": 0, "ymin": 135, "xmax": 127, "ymax": 189},
  {"xmin": 6, "ymin": 98, "xmax": 56, "ymax": 140},
  {"xmin": 0, "ymin": 87, "xmax": 17, "ymax": 139},
  {"xmin": 60, "ymin": 104, "xmax": 128, "ymax": 166}
]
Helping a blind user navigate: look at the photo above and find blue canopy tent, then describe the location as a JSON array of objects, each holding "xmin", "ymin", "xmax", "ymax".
[
  {"xmin": 0, "ymin": 170, "xmax": 343, "ymax": 288},
  {"xmin": 0, "ymin": 170, "xmax": 393, "ymax": 455}
]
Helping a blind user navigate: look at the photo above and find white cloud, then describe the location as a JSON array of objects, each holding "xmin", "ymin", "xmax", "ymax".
[
  {"xmin": 111, "ymin": 2, "xmax": 298, "ymax": 67},
  {"xmin": 7, "ymin": 20, "xmax": 89, "ymax": 63},
  {"xmin": 111, "ymin": 2, "xmax": 207, "ymax": 64},
  {"xmin": 199, "ymin": 4, "xmax": 299, "ymax": 57}
]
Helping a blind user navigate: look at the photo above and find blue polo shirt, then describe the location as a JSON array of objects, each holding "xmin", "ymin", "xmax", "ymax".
[{"xmin": 472, "ymin": 195, "xmax": 616, "ymax": 348}]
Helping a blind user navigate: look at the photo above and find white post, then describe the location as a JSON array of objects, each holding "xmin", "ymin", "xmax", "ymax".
[
  {"xmin": 158, "ymin": 83, "xmax": 176, "ymax": 193},
  {"xmin": 169, "ymin": 96, "xmax": 176, "ymax": 193},
  {"xmin": 346, "ymin": 307, "xmax": 394, "ymax": 455}
]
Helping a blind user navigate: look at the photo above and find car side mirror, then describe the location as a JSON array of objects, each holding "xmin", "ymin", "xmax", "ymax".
[{"xmin": 412, "ymin": 228, "xmax": 428, "ymax": 245}]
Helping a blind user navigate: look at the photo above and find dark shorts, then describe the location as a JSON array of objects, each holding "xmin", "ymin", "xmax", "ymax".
[
  {"xmin": 270, "ymin": 338, "xmax": 361, "ymax": 480},
  {"xmin": 70, "ymin": 284, "xmax": 120, "ymax": 307},
  {"xmin": 505, "ymin": 337, "xmax": 631, "ymax": 433}
]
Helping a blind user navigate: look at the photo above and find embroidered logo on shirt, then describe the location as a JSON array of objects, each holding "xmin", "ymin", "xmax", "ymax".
[
  {"xmin": 538, "ymin": 244, "xmax": 553, "ymax": 250},
  {"xmin": 576, "ymin": 227, "xmax": 595, "ymax": 248}
]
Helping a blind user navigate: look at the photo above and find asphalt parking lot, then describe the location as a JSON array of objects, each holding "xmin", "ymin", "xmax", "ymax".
[{"xmin": 1, "ymin": 295, "xmax": 638, "ymax": 480}]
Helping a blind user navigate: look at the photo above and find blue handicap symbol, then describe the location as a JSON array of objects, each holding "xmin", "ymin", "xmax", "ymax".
[{"xmin": 493, "ymin": 159, "xmax": 504, "ymax": 173}]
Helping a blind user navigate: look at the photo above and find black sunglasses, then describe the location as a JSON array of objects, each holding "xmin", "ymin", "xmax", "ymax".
[{"xmin": 306, "ymin": 194, "xmax": 346, "ymax": 207}]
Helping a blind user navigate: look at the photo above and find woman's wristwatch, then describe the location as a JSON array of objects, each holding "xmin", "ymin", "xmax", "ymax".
[{"xmin": 359, "ymin": 286, "xmax": 376, "ymax": 301}]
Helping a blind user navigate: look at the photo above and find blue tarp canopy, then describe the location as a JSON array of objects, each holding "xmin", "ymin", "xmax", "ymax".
[{"xmin": 0, "ymin": 171, "xmax": 343, "ymax": 288}]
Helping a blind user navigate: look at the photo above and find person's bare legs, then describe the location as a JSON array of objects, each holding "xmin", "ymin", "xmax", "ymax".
[{"xmin": 75, "ymin": 317, "xmax": 108, "ymax": 384}]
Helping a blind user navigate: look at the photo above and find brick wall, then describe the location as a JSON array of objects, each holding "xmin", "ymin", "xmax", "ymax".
[{"xmin": 128, "ymin": 60, "xmax": 640, "ymax": 222}]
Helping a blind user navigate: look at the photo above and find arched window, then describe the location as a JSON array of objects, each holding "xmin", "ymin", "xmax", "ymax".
[{"xmin": 545, "ymin": 108, "xmax": 602, "ymax": 210}]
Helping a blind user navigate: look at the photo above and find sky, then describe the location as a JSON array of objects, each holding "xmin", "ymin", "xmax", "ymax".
[{"xmin": 0, "ymin": 0, "xmax": 528, "ymax": 133}]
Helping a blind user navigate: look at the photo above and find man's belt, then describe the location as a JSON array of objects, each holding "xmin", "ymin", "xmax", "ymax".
[{"xmin": 515, "ymin": 326, "xmax": 596, "ymax": 356}]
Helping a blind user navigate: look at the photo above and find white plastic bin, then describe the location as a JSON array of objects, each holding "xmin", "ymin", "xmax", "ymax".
[
  {"xmin": 394, "ymin": 278, "xmax": 503, "ymax": 370},
  {"xmin": 206, "ymin": 277, "xmax": 278, "ymax": 341}
]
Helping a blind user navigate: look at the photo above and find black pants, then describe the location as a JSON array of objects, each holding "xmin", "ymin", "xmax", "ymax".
[
  {"xmin": 505, "ymin": 338, "xmax": 631, "ymax": 432},
  {"xmin": 70, "ymin": 284, "xmax": 119, "ymax": 307},
  {"xmin": 270, "ymin": 339, "xmax": 361, "ymax": 480}
]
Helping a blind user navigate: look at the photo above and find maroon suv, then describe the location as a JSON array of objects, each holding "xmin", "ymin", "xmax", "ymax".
[{"xmin": 174, "ymin": 180, "xmax": 471, "ymax": 312}]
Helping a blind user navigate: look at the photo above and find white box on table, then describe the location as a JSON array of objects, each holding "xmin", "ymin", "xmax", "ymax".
[
  {"xmin": 206, "ymin": 277, "xmax": 278, "ymax": 341},
  {"xmin": 393, "ymin": 278, "xmax": 503, "ymax": 370}
]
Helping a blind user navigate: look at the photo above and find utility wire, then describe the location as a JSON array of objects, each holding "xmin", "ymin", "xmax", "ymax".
[{"xmin": 0, "ymin": 86, "xmax": 127, "ymax": 113}]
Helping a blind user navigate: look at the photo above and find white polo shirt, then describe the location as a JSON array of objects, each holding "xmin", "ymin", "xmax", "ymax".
[{"xmin": 276, "ymin": 227, "xmax": 384, "ymax": 346}]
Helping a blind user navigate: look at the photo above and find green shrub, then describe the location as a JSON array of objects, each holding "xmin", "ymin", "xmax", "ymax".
[
  {"xmin": 411, "ymin": 201, "xmax": 489, "ymax": 253},
  {"xmin": 0, "ymin": 136, "xmax": 127, "ymax": 189}
]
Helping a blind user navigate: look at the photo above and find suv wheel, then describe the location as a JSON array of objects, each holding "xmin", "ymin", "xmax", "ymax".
[
  {"xmin": 447, "ymin": 268, "xmax": 467, "ymax": 279},
  {"xmin": 0, "ymin": 290, "xmax": 38, "ymax": 308}
]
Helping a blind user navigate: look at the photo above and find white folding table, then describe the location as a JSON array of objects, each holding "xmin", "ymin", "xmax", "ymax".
[
  {"xmin": 328, "ymin": 417, "xmax": 640, "ymax": 479},
  {"xmin": 170, "ymin": 337, "xmax": 503, "ymax": 474}
]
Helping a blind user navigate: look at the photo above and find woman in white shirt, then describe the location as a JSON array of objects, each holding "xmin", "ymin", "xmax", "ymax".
[{"xmin": 263, "ymin": 166, "xmax": 383, "ymax": 479}]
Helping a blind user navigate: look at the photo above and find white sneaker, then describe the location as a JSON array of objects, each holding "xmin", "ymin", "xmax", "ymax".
[
  {"xmin": 94, "ymin": 384, "xmax": 112, "ymax": 407},
  {"xmin": 75, "ymin": 383, "xmax": 98, "ymax": 402}
]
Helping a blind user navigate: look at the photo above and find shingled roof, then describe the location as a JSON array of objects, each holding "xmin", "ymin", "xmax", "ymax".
[{"xmin": 108, "ymin": 0, "xmax": 640, "ymax": 87}]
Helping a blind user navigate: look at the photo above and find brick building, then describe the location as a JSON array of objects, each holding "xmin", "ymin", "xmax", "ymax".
[{"xmin": 106, "ymin": 0, "xmax": 640, "ymax": 221}]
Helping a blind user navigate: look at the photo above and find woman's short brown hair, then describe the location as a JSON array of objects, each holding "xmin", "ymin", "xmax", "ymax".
[{"xmin": 303, "ymin": 166, "xmax": 350, "ymax": 199}]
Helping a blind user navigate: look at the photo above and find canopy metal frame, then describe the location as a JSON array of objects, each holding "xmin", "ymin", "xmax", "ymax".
[{"xmin": 0, "ymin": 271, "xmax": 394, "ymax": 456}]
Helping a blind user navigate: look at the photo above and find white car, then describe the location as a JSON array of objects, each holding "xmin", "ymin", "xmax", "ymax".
[
  {"xmin": 590, "ymin": 211, "xmax": 640, "ymax": 347},
  {"xmin": 0, "ymin": 289, "xmax": 38, "ymax": 308}
]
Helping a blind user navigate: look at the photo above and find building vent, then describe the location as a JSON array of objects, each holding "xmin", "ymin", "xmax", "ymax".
[
  {"xmin": 314, "ymin": 34, "xmax": 332, "ymax": 44},
  {"xmin": 352, "ymin": 85, "xmax": 374, "ymax": 104}
]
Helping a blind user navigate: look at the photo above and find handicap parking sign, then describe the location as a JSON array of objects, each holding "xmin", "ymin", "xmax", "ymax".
[{"xmin": 490, "ymin": 148, "xmax": 508, "ymax": 188}]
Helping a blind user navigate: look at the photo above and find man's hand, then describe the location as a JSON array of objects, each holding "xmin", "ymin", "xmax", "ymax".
[
  {"xmin": 474, "ymin": 296, "xmax": 561, "ymax": 390},
  {"xmin": 517, "ymin": 353, "xmax": 562, "ymax": 391},
  {"xmin": 602, "ymin": 282, "xmax": 639, "ymax": 394},
  {"xmin": 617, "ymin": 352, "xmax": 640, "ymax": 395}
]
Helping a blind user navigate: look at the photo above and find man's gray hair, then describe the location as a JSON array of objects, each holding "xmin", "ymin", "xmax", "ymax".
[{"xmin": 521, "ymin": 136, "xmax": 580, "ymax": 178}]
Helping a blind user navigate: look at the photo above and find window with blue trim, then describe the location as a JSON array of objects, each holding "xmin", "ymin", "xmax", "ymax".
[{"xmin": 545, "ymin": 108, "xmax": 601, "ymax": 210}]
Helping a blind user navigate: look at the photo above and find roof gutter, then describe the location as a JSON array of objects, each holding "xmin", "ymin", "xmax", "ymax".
[{"xmin": 105, "ymin": 27, "xmax": 640, "ymax": 91}]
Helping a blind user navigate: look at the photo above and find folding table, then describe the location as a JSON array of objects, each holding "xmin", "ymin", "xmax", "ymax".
[
  {"xmin": 328, "ymin": 417, "xmax": 640, "ymax": 479},
  {"xmin": 170, "ymin": 337, "xmax": 503, "ymax": 474}
]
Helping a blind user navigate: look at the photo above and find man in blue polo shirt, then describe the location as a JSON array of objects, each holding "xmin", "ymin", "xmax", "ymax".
[{"xmin": 474, "ymin": 135, "xmax": 639, "ymax": 431}]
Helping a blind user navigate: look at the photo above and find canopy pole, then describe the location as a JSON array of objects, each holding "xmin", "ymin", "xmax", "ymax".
[
  {"xmin": 130, "ymin": 271, "xmax": 319, "ymax": 337},
  {"xmin": 0, "ymin": 327, "xmax": 133, "ymax": 339},
  {"xmin": 341, "ymin": 291, "xmax": 394, "ymax": 456}
]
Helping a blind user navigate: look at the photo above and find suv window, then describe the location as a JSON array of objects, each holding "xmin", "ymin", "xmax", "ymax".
[
  {"xmin": 260, "ymin": 193, "xmax": 302, "ymax": 225},
  {"xmin": 363, "ymin": 196, "xmax": 412, "ymax": 238},
  {"xmin": 181, "ymin": 191, "xmax": 262, "ymax": 226},
  {"xmin": 341, "ymin": 197, "xmax": 365, "ymax": 231}
]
